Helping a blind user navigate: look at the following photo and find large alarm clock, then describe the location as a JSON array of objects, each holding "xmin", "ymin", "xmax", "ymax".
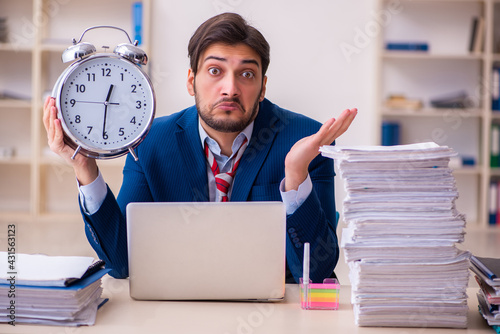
[{"xmin": 51, "ymin": 25, "xmax": 155, "ymax": 161}]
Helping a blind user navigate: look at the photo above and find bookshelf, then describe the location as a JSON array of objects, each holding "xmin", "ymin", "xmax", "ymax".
[
  {"xmin": 0, "ymin": 0, "xmax": 151, "ymax": 222},
  {"xmin": 375, "ymin": 0, "xmax": 500, "ymax": 227}
]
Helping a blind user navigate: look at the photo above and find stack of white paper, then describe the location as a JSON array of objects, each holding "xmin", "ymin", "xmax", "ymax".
[
  {"xmin": 0, "ymin": 252, "xmax": 109, "ymax": 326},
  {"xmin": 321, "ymin": 142, "xmax": 470, "ymax": 328}
]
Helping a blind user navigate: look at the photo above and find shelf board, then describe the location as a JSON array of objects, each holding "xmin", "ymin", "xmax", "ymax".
[
  {"xmin": 489, "ymin": 168, "xmax": 500, "ymax": 177},
  {"xmin": 382, "ymin": 51, "xmax": 484, "ymax": 60},
  {"xmin": 0, "ymin": 157, "xmax": 32, "ymax": 165},
  {"xmin": 0, "ymin": 43, "xmax": 33, "ymax": 53},
  {"xmin": 381, "ymin": 107, "xmax": 483, "ymax": 117},
  {"xmin": 0, "ymin": 211, "xmax": 35, "ymax": 223},
  {"xmin": 0, "ymin": 211, "xmax": 82, "ymax": 224},
  {"xmin": 0, "ymin": 99, "xmax": 32, "ymax": 109},
  {"xmin": 452, "ymin": 166, "xmax": 481, "ymax": 175},
  {"xmin": 41, "ymin": 43, "xmax": 68, "ymax": 53}
]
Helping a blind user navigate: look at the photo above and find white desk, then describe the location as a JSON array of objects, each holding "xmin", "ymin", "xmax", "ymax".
[{"xmin": 6, "ymin": 277, "xmax": 494, "ymax": 334}]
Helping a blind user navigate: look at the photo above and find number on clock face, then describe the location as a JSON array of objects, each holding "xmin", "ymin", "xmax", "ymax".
[{"xmin": 59, "ymin": 55, "xmax": 154, "ymax": 152}]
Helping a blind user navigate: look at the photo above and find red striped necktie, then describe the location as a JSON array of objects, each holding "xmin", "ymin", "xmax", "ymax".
[{"xmin": 204, "ymin": 138, "xmax": 248, "ymax": 202}]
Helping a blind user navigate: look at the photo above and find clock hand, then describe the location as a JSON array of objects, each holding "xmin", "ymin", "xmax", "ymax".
[
  {"xmin": 76, "ymin": 100, "xmax": 120, "ymax": 105},
  {"xmin": 102, "ymin": 84, "xmax": 114, "ymax": 139}
]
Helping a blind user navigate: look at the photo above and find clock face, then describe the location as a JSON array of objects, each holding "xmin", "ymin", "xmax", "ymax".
[{"xmin": 57, "ymin": 54, "xmax": 155, "ymax": 157}]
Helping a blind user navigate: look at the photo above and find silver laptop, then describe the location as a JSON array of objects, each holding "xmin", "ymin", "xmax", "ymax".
[{"xmin": 126, "ymin": 201, "xmax": 286, "ymax": 301}]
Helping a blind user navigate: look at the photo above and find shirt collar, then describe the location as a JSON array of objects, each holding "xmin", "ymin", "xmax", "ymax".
[{"xmin": 199, "ymin": 118, "xmax": 254, "ymax": 159}]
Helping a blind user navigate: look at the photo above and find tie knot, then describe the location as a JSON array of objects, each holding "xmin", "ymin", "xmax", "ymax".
[{"xmin": 205, "ymin": 138, "xmax": 248, "ymax": 202}]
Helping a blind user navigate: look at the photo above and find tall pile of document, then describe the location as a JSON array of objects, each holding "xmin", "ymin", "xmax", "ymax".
[{"xmin": 320, "ymin": 142, "xmax": 470, "ymax": 328}]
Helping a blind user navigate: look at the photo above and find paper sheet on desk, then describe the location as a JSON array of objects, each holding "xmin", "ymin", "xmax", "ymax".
[
  {"xmin": 320, "ymin": 142, "xmax": 457, "ymax": 161},
  {"xmin": 0, "ymin": 252, "xmax": 94, "ymax": 285},
  {"xmin": 0, "ymin": 297, "xmax": 105, "ymax": 326},
  {"xmin": 323, "ymin": 142, "xmax": 440, "ymax": 152}
]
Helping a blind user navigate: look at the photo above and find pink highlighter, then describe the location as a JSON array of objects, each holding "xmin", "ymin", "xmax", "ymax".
[{"xmin": 299, "ymin": 243, "xmax": 340, "ymax": 310}]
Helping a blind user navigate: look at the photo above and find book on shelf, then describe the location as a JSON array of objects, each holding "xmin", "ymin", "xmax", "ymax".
[
  {"xmin": 492, "ymin": 124, "xmax": 500, "ymax": 168},
  {"xmin": 488, "ymin": 180, "xmax": 500, "ymax": 226},
  {"xmin": 384, "ymin": 94, "xmax": 423, "ymax": 110},
  {"xmin": 449, "ymin": 155, "xmax": 476, "ymax": 169},
  {"xmin": 385, "ymin": 42, "xmax": 429, "ymax": 52},
  {"xmin": 381, "ymin": 121, "xmax": 400, "ymax": 146},
  {"xmin": 469, "ymin": 16, "xmax": 485, "ymax": 54},
  {"xmin": 469, "ymin": 17, "xmax": 478, "ymax": 52},
  {"xmin": 132, "ymin": 2, "xmax": 143, "ymax": 45},
  {"xmin": 0, "ymin": 17, "xmax": 7, "ymax": 43},
  {"xmin": 492, "ymin": 67, "xmax": 500, "ymax": 111},
  {"xmin": 475, "ymin": 17, "xmax": 485, "ymax": 53},
  {"xmin": 491, "ymin": 181, "xmax": 498, "ymax": 225},
  {"xmin": 429, "ymin": 91, "xmax": 473, "ymax": 109}
]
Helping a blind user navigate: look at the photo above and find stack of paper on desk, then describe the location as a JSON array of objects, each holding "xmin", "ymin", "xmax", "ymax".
[
  {"xmin": 470, "ymin": 256, "xmax": 500, "ymax": 329},
  {"xmin": 0, "ymin": 252, "xmax": 109, "ymax": 326},
  {"xmin": 321, "ymin": 142, "xmax": 470, "ymax": 328}
]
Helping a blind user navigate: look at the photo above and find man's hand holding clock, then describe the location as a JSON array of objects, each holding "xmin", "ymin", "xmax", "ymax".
[{"xmin": 43, "ymin": 96, "xmax": 99, "ymax": 186}]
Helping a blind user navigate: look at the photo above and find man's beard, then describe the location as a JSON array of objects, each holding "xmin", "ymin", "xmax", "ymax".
[{"xmin": 195, "ymin": 86, "xmax": 261, "ymax": 133}]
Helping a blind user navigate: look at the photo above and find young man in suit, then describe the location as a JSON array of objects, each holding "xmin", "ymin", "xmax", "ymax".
[{"xmin": 43, "ymin": 13, "xmax": 357, "ymax": 283}]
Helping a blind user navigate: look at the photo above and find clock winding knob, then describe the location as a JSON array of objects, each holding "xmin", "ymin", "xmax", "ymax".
[
  {"xmin": 114, "ymin": 43, "xmax": 148, "ymax": 65},
  {"xmin": 61, "ymin": 42, "xmax": 97, "ymax": 63}
]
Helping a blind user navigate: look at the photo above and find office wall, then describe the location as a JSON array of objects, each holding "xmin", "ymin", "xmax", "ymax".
[
  {"xmin": 149, "ymin": 0, "xmax": 379, "ymax": 226},
  {"xmin": 149, "ymin": 0, "xmax": 377, "ymax": 142}
]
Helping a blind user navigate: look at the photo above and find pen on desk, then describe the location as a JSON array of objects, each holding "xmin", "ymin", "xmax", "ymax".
[{"xmin": 303, "ymin": 242, "xmax": 310, "ymax": 308}]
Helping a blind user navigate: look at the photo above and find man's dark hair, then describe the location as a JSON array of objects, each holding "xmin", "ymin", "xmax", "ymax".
[{"xmin": 188, "ymin": 12, "xmax": 270, "ymax": 77}]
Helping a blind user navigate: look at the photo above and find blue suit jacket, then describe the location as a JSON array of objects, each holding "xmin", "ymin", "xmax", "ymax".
[{"xmin": 81, "ymin": 99, "xmax": 339, "ymax": 283}]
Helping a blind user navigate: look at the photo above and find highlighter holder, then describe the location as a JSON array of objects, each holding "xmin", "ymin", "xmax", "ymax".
[{"xmin": 299, "ymin": 278, "xmax": 339, "ymax": 310}]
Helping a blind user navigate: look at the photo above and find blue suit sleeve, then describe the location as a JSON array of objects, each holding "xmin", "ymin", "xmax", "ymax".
[
  {"xmin": 81, "ymin": 185, "xmax": 129, "ymax": 278},
  {"xmin": 285, "ymin": 154, "xmax": 338, "ymax": 284},
  {"xmin": 80, "ymin": 154, "xmax": 153, "ymax": 279}
]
